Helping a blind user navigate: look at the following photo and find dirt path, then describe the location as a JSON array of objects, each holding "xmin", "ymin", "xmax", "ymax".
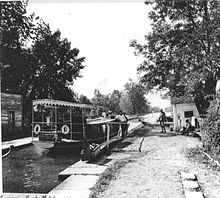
[{"xmin": 97, "ymin": 125, "xmax": 220, "ymax": 198}]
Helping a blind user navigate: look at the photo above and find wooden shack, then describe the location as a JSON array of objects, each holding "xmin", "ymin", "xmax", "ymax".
[
  {"xmin": 171, "ymin": 96, "xmax": 200, "ymax": 131},
  {"xmin": 1, "ymin": 92, "xmax": 23, "ymax": 140}
]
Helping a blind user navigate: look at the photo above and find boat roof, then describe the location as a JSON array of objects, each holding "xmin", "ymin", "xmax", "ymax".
[{"xmin": 33, "ymin": 99, "xmax": 93, "ymax": 109}]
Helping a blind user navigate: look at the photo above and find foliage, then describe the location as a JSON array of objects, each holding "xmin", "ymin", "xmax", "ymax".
[
  {"xmin": 1, "ymin": 1, "xmax": 34, "ymax": 94},
  {"xmin": 1, "ymin": 1, "xmax": 85, "ymax": 103},
  {"xmin": 90, "ymin": 81, "xmax": 150, "ymax": 115},
  {"xmin": 107, "ymin": 90, "xmax": 121, "ymax": 114},
  {"xmin": 30, "ymin": 29, "xmax": 85, "ymax": 101},
  {"xmin": 90, "ymin": 89, "xmax": 121, "ymax": 115},
  {"xmin": 91, "ymin": 90, "xmax": 109, "ymax": 113},
  {"xmin": 130, "ymin": 0, "xmax": 220, "ymax": 114},
  {"xmin": 119, "ymin": 92, "xmax": 134, "ymax": 114},
  {"xmin": 149, "ymin": 106, "xmax": 160, "ymax": 113},
  {"xmin": 78, "ymin": 94, "xmax": 91, "ymax": 104},
  {"xmin": 1, "ymin": 1, "xmax": 86, "ymax": 131},
  {"xmin": 201, "ymin": 98, "xmax": 220, "ymax": 156},
  {"xmin": 121, "ymin": 80, "xmax": 150, "ymax": 114}
]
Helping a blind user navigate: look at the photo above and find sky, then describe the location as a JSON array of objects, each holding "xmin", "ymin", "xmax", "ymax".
[{"xmin": 27, "ymin": 1, "xmax": 171, "ymax": 108}]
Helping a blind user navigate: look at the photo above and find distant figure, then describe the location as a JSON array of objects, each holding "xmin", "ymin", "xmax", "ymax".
[
  {"xmin": 194, "ymin": 118, "xmax": 200, "ymax": 129},
  {"xmin": 101, "ymin": 111, "xmax": 107, "ymax": 119},
  {"xmin": 159, "ymin": 109, "xmax": 167, "ymax": 133},
  {"xmin": 90, "ymin": 109, "xmax": 97, "ymax": 119},
  {"xmin": 182, "ymin": 119, "xmax": 193, "ymax": 136},
  {"xmin": 122, "ymin": 112, "xmax": 128, "ymax": 122},
  {"xmin": 115, "ymin": 111, "xmax": 129, "ymax": 137}
]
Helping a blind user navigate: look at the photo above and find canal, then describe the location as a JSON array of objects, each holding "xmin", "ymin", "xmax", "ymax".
[{"xmin": 2, "ymin": 145, "xmax": 80, "ymax": 193}]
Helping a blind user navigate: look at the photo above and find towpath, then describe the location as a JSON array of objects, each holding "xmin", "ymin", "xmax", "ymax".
[{"xmin": 96, "ymin": 125, "xmax": 220, "ymax": 198}]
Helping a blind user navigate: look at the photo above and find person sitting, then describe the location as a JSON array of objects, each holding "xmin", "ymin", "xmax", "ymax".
[
  {"xmin": 194, "ymin": 118, "xmax": 200, "ymax": 129},
  {"xmin": 182, "ymin": 119, "xmax": 194, "ymax": 136}
]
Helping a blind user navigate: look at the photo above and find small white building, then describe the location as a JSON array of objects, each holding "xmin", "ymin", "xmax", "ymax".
[{"xmin": 172, "ymin": 102, "xmax": 199, "ymax": 131}]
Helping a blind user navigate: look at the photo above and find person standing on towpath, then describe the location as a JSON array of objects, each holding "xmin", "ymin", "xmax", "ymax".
[{"xmin": 159, "ymin": 109, "xmax": 167, "ymax": 133}]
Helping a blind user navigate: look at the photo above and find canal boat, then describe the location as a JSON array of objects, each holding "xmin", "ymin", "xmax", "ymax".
[{"xmin": 32, "ymin": 99, "xmax": 122, "ymax": 151}]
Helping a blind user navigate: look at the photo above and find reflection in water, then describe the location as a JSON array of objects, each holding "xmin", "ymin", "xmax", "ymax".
[{"xmin": 3, "ymin": 145, "xmax": 80, "ymax": 193}]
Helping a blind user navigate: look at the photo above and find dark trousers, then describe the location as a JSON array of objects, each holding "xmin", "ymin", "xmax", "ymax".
[
  {"xmin": 121, "ymin": 123, "xmax": 129, "ymax": 137},
  {"xmin": 160, "ymin": 121, "xmax": 166, "ymax": 133}
]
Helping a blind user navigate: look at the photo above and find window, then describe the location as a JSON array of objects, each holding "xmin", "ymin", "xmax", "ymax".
[{"xmin": 184, "ymin": 111, "xmax": 193, "ymax": 118}]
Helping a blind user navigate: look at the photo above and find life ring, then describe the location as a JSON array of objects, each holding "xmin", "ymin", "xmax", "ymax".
[
  {"xmin": 33, "ymin": 124, "xmax": 41, "ymax": 134},
  {"xmin": 61, "ymin": 125, "xmax": 70, "ymax": 134}
]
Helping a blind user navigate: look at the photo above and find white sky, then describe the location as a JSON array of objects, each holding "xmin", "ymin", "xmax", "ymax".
[{"xmin": 27, "ymin": 1, "xmax": 171, "ymax": 108}]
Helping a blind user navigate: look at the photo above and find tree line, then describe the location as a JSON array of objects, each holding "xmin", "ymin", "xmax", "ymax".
[{"xmin": 88, "ymin": 79, "xmax": 151, "ymax": 116}]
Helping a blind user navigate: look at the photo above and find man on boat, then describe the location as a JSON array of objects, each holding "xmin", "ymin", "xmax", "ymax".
[{"xmin": 115, "ymin": 111, "xmax": 129, "ymax": 137}]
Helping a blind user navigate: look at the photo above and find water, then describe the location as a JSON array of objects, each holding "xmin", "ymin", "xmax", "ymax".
[{"xmin": 2, "ymin": 145, "xmax": 80, "ymax": 193}]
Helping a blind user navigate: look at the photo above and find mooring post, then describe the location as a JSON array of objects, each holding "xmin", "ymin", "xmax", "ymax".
[
  {"xmin": 82, "ymin": 108, "xmax": 91, "ymax": 161},
  {"xmin": 106, "ymin": 123, "xmax": 110, "ymax": 150}
]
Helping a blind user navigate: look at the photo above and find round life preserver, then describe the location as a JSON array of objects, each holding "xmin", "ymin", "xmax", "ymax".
[
  {"xmin": 61, "ymin": 125, "xmax": 70, "ymax": 134},
  {"xmin": 34, "ymin": 124, "xmax": 41, "ymax": 135}
]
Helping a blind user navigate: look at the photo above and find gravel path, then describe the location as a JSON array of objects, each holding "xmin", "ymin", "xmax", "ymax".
[{"xmin": 97, "ymin": 125, "xmax": 220, "ymax": 198}]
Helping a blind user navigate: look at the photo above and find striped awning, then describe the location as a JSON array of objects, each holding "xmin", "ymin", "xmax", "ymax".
[{"xmin": 33, "ymin": 99, "xmax": 93, "ymax": 109}]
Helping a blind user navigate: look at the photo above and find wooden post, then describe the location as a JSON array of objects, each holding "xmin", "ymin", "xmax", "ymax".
[
  {"xmin": 32, "ymin": 103, "xmax": 34, "ymax": 140},
  {"xmin": 82, "ymin": 108, "xmax": 90, "ymax": 161},
  {"xmin": 70, "ymin": 107, "xmax": 72, "ymax": 140},
  {"xmin": 106, "ymin": 123, "xmax": 110, "ymax": 150},
  {"xmin": 55, "ymin": 105, "xmax": 57, "ymax": 133}
]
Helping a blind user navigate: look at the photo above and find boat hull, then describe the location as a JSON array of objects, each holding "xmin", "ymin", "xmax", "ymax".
[{"xmin": 32, "ymin": 119, "xmax": 123, "ymax": 151}]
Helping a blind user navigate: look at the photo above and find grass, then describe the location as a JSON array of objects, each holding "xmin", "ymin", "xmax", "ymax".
[
  {"xmin": 186, "ymin": 146, "xmax": 220, "ymax": 171},
  {"xmin": 89, "ymin": 157, "xmax": 131, "ymax": 198}
]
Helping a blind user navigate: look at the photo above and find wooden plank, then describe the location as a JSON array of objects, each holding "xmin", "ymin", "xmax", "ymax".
[
  {"xmin": 15, "ymin": 122, "xmax": 22, "ymax": 127},
  {"xmin": 1, "ymin": 117, "xmax": 8, "ymax": 121}
]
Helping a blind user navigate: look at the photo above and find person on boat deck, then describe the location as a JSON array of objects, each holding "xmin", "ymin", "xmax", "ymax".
[
  {"xmin": 159, "ymin": 109, "xmax": 167, "ymax": 133},
  {"xmin": 101, "ymin": 111, "xmax": 107, "ymax": 119},
  {"xmin": 115, "ymin": 111, "xmax": 128, "ymax": 137}
]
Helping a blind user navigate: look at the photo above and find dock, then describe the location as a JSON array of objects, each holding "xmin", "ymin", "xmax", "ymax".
[{"xmin": 1, "ymin": 137, "xmax": 32, "ymax": 150}]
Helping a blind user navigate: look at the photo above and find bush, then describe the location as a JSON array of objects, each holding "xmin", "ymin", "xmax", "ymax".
[{"xmin": 201, "ymin": 98, "xmax": 220, "ymax": 156}]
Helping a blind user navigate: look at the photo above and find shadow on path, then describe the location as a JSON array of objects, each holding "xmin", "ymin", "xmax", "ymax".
[{"xmin": 129, "ymin": 125, "xmax": 183, "ymax": 138}]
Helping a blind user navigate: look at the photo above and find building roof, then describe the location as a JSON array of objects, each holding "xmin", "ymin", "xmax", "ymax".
[
  {"xmin": 171, "ymin": 95, "xmax": 194, "ymax": 105},
  {"xmin": 33, "ymin": 99, "xmax": 93, "ymax": 109}
]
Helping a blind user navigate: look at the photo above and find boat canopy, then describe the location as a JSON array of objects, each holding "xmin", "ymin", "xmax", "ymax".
[{"xmin": 33, "ymin": 99, "xmax": 93, "ymax": 109}]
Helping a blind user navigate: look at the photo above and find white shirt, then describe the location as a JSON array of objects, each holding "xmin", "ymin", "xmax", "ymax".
[{"xmin": 116, "ymin": 115, "xmax": 127, "ymax": 122}]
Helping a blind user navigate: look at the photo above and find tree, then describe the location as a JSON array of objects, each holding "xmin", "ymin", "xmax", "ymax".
[
  {"xmin": 108, "ymin": 90, "xmax": 121, "ymax": 113},
  {"xmin": 29, "ymin": 29, "xmax": 85, "ymax": 101},
  {"xmin": 1, "ymin": 1, "xmax": 85, "ymax": 103},
  {"xmin": 130, "ymin": 0, "xmax": 220, "ymax": 114},
  {"xmin": 121, "ymin": 80, "xmax": 150, "ymax": 115},
  {"xmin": 91, "ymin": 89, "xmax": 109, "ymax": 113},
  {"xmin": 1, "ymin": 1, "xmax": 35, "ymax": 94},
  {"xmin": 119, "ymin": 92, "xmax": 134, "ymax": 114},
  {"xmin": 1, "ymin": 1, "xmax": 86, "ymax": 130},
  {"xmin": 78, "ymin": 94, "xmax": 91, "ymax": 104},
  {"xmin": 90, "ymin": 89, "xmax": 122, "ymax": 114}
]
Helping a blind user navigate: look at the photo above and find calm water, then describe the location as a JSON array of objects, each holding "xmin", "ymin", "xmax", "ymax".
[{"xmin": 2, "ymin": 145, "xmax": 80, "ymax": 193}]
